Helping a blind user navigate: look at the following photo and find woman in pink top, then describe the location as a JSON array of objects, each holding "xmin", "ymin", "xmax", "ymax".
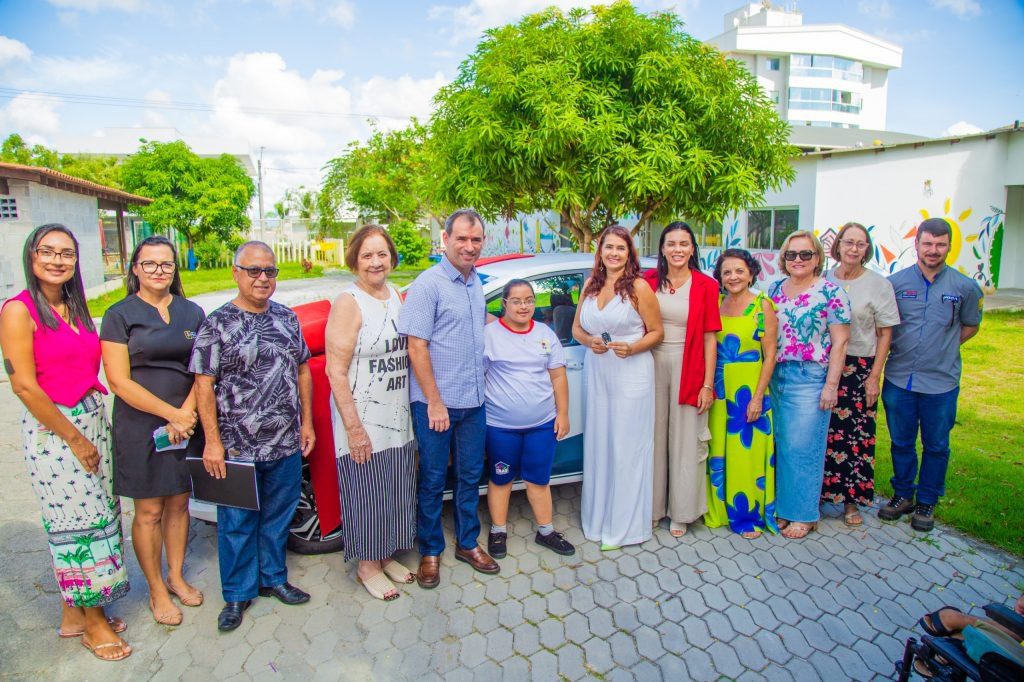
[{"xmin": 0, "ymin": 224, "xmax": 131, "ymax": 661}]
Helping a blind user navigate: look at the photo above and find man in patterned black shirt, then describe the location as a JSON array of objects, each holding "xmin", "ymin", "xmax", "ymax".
[{"xmin": 191, "ymin": 241, "xmax": 316, "ymax": 631}]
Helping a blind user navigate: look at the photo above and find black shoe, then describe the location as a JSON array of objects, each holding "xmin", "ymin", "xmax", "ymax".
[
  {"xmin": 878, "ymin": 495, "xmax": 915, "ymax": 521},
  {"xmin": 911, "ymin": 504, "xmax": 936, "ymax": 532},
  {"xmin": 258, "ymin": 582, "xmax": 310, "ymax": 605},
  {"xmin": 535, "ymin": 530, "xmax": 575, "ymax": 556},
  {"xmin": 217, "ymin": 600, "xmax": 251, "ymax": 631},
  {"xmin": 488, "ymin": 531, "xmax": 507, "ymax": 559}
]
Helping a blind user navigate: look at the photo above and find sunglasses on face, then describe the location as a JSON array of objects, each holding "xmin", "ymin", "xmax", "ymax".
[
  {"xmin": 236, "ymin": 265, "xmax": 280, "ymax": 279},
  {"xmin": 783, "ymin": 250, "xmax": 816, "ymax": 262}
]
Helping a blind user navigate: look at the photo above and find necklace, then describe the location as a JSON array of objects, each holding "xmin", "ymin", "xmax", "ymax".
[{"xmin": 666, "ymin": 272, "xmax": 691, "ymax": 295}]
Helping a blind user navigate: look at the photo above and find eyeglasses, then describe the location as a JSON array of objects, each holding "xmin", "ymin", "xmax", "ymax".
[
  {"xmin": 235, "ymin": 265, "xmax": 280, "ymax": 279},
  {"xmin": 138, "ymin": 260, "xmax": 177, "ymax": 274},
  {"xmin": 839, "ymin": 239, "xmax": 869, "ymax": 250},
  {"xmin": 34, "ymin": 247, "xmax": 78, "ymax": 263},
  {"xmin": 505, "ymin": 298, "xmax": 536, "ymax": 307},
  {"xmin": 783, "ymin": 250, "xmax": 816, "ymax": 262}
]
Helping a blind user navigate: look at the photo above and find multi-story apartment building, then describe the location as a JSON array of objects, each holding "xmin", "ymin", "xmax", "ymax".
[{"xmin": 706, "ymin": 2, "xmax": 903, "ymax": 131}]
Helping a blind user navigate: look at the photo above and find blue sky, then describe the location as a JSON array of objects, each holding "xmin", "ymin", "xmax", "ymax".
[{"xmin": 0, "ymin": 0, "xmax": 1021, "ymax": 201}]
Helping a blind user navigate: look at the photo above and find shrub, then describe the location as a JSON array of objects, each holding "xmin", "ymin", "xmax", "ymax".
[
  {"xmin": 387, "ymin": 220, "xmax": 430, "ymax": 267},
  {"xmin": 194, "ymin": 236, "xmax": 229, "ymax": 268}
]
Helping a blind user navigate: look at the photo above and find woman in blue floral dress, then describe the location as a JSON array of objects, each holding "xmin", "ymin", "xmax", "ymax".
[
  {"xmin": 705, "ymin": 249, "xmax": 779, "ymax": 538},
  {"xmin": 768, "ymin": 231, "xmax": 851, "ymax": 540}
]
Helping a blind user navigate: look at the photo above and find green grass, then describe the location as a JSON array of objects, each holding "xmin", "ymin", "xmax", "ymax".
[
  {"xmin": 874, "ymin": 310, "xmax": 1024, "ymax": 556},
  {"xmin": 87, "ymin": 262, "xmax": 324, "ymax": 318}
]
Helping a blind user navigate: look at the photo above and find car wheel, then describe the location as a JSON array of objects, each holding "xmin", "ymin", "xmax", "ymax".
[{"xmin": 288, "ymin": 466, "xmax": 344, "ymax": 555}]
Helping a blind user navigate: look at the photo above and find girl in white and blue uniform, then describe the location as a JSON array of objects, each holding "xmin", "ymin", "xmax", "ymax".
[{"xmin": 483, "ymin": 279, "xmax": 575, "ymax": 559}]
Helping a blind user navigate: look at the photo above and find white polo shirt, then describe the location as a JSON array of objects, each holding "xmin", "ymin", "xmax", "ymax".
[{"xmin": 483, "ymin": 319, "xmax": 567, "ymax": 430}]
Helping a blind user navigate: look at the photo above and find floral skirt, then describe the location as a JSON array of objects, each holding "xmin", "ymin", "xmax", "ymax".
[
  {"xmin": 22, "ymin": 392, "xmax": 130, "ymax": 607},
  {"xmin": 821, "ymin": 355, "xmax": 877, "ymax": 506}
]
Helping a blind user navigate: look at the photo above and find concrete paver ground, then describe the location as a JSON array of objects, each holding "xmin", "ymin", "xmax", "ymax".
[{"xmin": 3, "ymin": 276, "xmax": 1022, "ymax": 680}]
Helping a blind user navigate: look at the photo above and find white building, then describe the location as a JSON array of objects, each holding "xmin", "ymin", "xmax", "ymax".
[
  {"xmin": 706, "ymin": 3, "xmax": 903, "ymax": 132},
  {"xmin": 713, "ymin": 125, "xmax": 1024, "ymax": 292}
]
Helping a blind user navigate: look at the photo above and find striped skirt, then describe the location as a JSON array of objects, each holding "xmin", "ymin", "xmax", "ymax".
[
  {"xmin": 337, "ymin": 440, "xmax": 417, "ymax": 562},
  {"xmin": 22, "ymin": 391, "xmax": 130, "ymax": 607}
]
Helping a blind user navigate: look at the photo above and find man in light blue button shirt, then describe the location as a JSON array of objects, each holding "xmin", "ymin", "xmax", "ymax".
[
  {"xmin": 397, "ymin": 209, "xmax": 500, "ymax": 587},
  {"xmin": 878, "ymin": 218, "xmax": 983, "ymax": 532}
]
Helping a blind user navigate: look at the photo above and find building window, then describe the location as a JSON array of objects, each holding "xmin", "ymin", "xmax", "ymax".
[
  {"xmin": 767, "ymin": 90, "xmax": 781, "ymax": 105},
  {"xmin": 0, "ymin": 197, "xmax": 17, "ymax": 220},
  {"xmin": 790, "ymin": 53, "xmax": 863, "ymax": 82},
  {"xmin": 691, "ymin": 220, "xmax": 723, "ymax": 248},
  {"xmin": 766, "ymin": 57, "xmax": 780, "ymax": 71},
  {"xmin": 788, "ymin": 87, "xmax": 862, "ymax": 114},
  {"xmin": 747, "ymin": 208, "xmax": 799, "ymax": 250}
]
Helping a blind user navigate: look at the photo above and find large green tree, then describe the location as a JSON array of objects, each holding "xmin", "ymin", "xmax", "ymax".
[
  {"xmin": 430, "ymin": 1, "xmax": 796, "ymax": 250},
  {"xmin": 1, "ymin": 133, "xmax": 123, "ymax": 188},
  {"xmin": 321, "ymin": 120, "xmax": 446, "ymax": 226},
  {"xmin": 120, "ymin": 140, "xmax": 254, "ymax": 251}
]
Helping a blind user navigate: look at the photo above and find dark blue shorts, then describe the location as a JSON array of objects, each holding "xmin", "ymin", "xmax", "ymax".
[{"xmin": 485, "ymin": 419, "xmax": 556, "ymax": 486}]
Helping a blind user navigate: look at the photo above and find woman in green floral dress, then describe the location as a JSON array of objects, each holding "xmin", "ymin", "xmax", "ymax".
[{"xmin": 705, "ymin": 249, "xmax": 779, "ymax": 538}]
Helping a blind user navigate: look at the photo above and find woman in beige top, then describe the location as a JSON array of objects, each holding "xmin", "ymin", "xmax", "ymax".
[{"xmin": 642, "ymin": 223, "xmax": 722, "ymax": 537}]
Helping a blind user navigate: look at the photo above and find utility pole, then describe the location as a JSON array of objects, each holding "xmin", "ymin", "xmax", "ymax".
[{"xmin": 257, "ymin": 146, "xmax": 265, "ymax": 240}]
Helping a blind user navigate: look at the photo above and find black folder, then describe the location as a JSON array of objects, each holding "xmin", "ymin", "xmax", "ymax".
[{"xmin": 187, "ymin": 457, "xmax": 260, "ymax": 510}]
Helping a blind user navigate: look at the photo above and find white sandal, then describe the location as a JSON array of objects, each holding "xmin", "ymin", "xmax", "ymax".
[
  {"xmin": 357, "ymin": 572, "xmax": 399, "ymax": 601},
  {"xmin": 382, "ymin": 560, "xmax": 414, "ymax": 584}
]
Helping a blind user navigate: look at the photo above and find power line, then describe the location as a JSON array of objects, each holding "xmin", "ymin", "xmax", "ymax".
[{"xmin": 0, "ymin": 86, "xmax": 415, "ymax": 121}]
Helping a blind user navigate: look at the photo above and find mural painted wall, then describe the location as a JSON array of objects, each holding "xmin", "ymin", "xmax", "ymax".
[
  {"xmin": 483, "ymin": 210, "xmax": 567, "ymax": 256},
  {"xmin": 737, "ymin": 134, "xmax": 1017, "ymax": 292}
]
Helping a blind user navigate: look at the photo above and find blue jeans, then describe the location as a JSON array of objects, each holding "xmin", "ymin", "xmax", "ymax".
[
  {"xmin": 771, "ymin": 361, "xmax": 830, "ymax": 523},
  {"xmin": 217, "ymin": 452, "xmax": 301, "ymax": 602},
  {"xmin": 882, "ymin": 380, "xmax": 959, "ymax": 505},
  {"xmin": 412, "ymin": 402, "xmax": 486, "ymax": 556}
]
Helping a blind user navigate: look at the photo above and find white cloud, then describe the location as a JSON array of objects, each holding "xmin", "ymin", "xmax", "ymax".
[
  {"xmin": 326, "ymin": 1, "xmax": 355, "ymax": 27},
  {"xmin": 353, "ymin": 72, "xmax": 448, "ymax": 131},
  {"xmin": 0, "ymin": 36, "xmax": 32, "ymax": 66},
  {"xmin": 941, "ymin": 120, "xmax": 984, "ymax": 137},
  {"xmin": 45, "ymin": 0, "xmax": 143, "ymax": 11},
  {"xmin": 928, "ymin": 0, "xmax": 982, "ymax": 18},
  {"xmin": 877, "ymin": 27, "xmax": 932, "ymax": 43},
  {"xmin": 857, "ymin": 0, "xmax": 893, "ymax": 19},
  {"xmin": 0, "ymin": 92, "xmax": 63, "ymax": 136}
]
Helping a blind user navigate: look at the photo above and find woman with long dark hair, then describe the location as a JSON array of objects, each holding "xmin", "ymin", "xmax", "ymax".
[
  {"xmin": 100, "ymin": 235, "xmax": 205, "ymax": 625},
  {"xmin": 0, "ymin": 224, "xmax": 131, "ymax": 660},
  {"xmin": 572, "ymin": 225, "xmax": 663, "ymax": 549},
  {"xmin": 641, "ymin": 222, "xmax": 721, "ymax": 537}
]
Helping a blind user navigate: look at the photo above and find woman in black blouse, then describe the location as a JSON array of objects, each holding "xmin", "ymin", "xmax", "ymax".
[{"xmin": 100, "ymin": 236, "xmax": 205, "ymax": 626}]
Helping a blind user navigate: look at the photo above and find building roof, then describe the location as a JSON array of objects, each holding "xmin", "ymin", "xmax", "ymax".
[
  {"xmin": 789, "ymin": 126, "xmax": 929, "ymax": 152},
  {"xmin": 801, "ymin": 123, "xmax": 1023, "ymax": 158},
  {"xmin": 0, "ymin": 162, "xmax": 152, "ymax": 206}
]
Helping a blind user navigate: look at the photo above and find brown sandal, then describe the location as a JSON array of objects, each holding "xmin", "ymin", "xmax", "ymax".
[
  {"xmin": 81, "ymin": 636, "xmax": 132, "ymax": 661},
  {"xmin": 843, "ymin": 505, "xmax": 864, "ymax": 526},
  {"xmin": 149, "ymin": 597, "xmax": 183, "ymax": 626},
  {"xmin": 57, "ymin": 616, "xmax": 127, "ymax": 638},
  {"xmin": 165, "ymin": 581, "xmax": 204, "ymax": 607}
]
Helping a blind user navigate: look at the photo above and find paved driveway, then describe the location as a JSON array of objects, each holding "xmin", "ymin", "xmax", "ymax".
[{"xmin": 2, "ymin": 282, "xmax": 1021, "ymax": 680}]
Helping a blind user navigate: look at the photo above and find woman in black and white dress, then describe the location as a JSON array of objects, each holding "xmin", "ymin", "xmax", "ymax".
[{"xmin": 325, "ymin": 225, "xmax": 416, "ymax": 601}]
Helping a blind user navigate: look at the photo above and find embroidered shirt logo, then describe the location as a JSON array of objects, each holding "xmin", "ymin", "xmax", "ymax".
[
  {"xmin": 184, "ymin": 330, "xmax": 197, "ymax": 340},
  {"xmin": 539, "ymin": 339, "xmax": 551, "ymax": 355},
  {"xmin": 494, "ymin": 462, "xmax": 510, "ymax": 476},
  {"xmin": 900, "ymin": 290, "xmax": 918, "ymax": 299},
  {"xmin": 941, "ymin": 294, "xmax": 960, "ymax": 304}
]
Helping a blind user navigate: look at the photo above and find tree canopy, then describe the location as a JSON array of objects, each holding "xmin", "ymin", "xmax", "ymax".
[
  {"xmin": 120, "ymin": 140, "xmax": 254, "ymax": 249},
  {"xmin": 429, "ymin": 1, "xmax": 797, "ymax": 250},
  {"xmin": 321, "ymin": 120, "xmax": 445, "ymax": 226},
  {"xmin": 1, "ymin": 133, "xmax": 123, "ymax": 189}
]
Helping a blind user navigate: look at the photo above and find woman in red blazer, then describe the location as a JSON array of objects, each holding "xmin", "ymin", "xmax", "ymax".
[{"xmin": 643, "ymin": 222, "xmax": 722, "ymax": 537}]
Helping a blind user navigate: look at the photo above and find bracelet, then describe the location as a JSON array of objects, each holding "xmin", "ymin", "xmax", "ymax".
[{"xmin": 701, "ymin": 384, "xmax": 713, "ymax": 391}]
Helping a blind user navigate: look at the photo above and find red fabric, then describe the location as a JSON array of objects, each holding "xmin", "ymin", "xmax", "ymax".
[
  {"xmin": 292, "ymin": 301, "xmax": 342, "ymax": 535},
  {"xmin": 642, "ymin": 269, "xmax": 723, "ymax": 407}
]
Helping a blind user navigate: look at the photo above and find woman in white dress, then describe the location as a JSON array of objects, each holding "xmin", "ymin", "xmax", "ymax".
[
  {"xmin": 572, "ymin": 225, "xmax": 663, "ymax": 549},
  {"xmin": 325, "ymin": 225, "xmax": 416, "ymax": 601}
]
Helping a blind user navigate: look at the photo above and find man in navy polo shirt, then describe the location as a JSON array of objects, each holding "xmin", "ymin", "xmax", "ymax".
[{"xmin": 878, "ymin": 218, "xmax": 983, "ymax": 531}]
